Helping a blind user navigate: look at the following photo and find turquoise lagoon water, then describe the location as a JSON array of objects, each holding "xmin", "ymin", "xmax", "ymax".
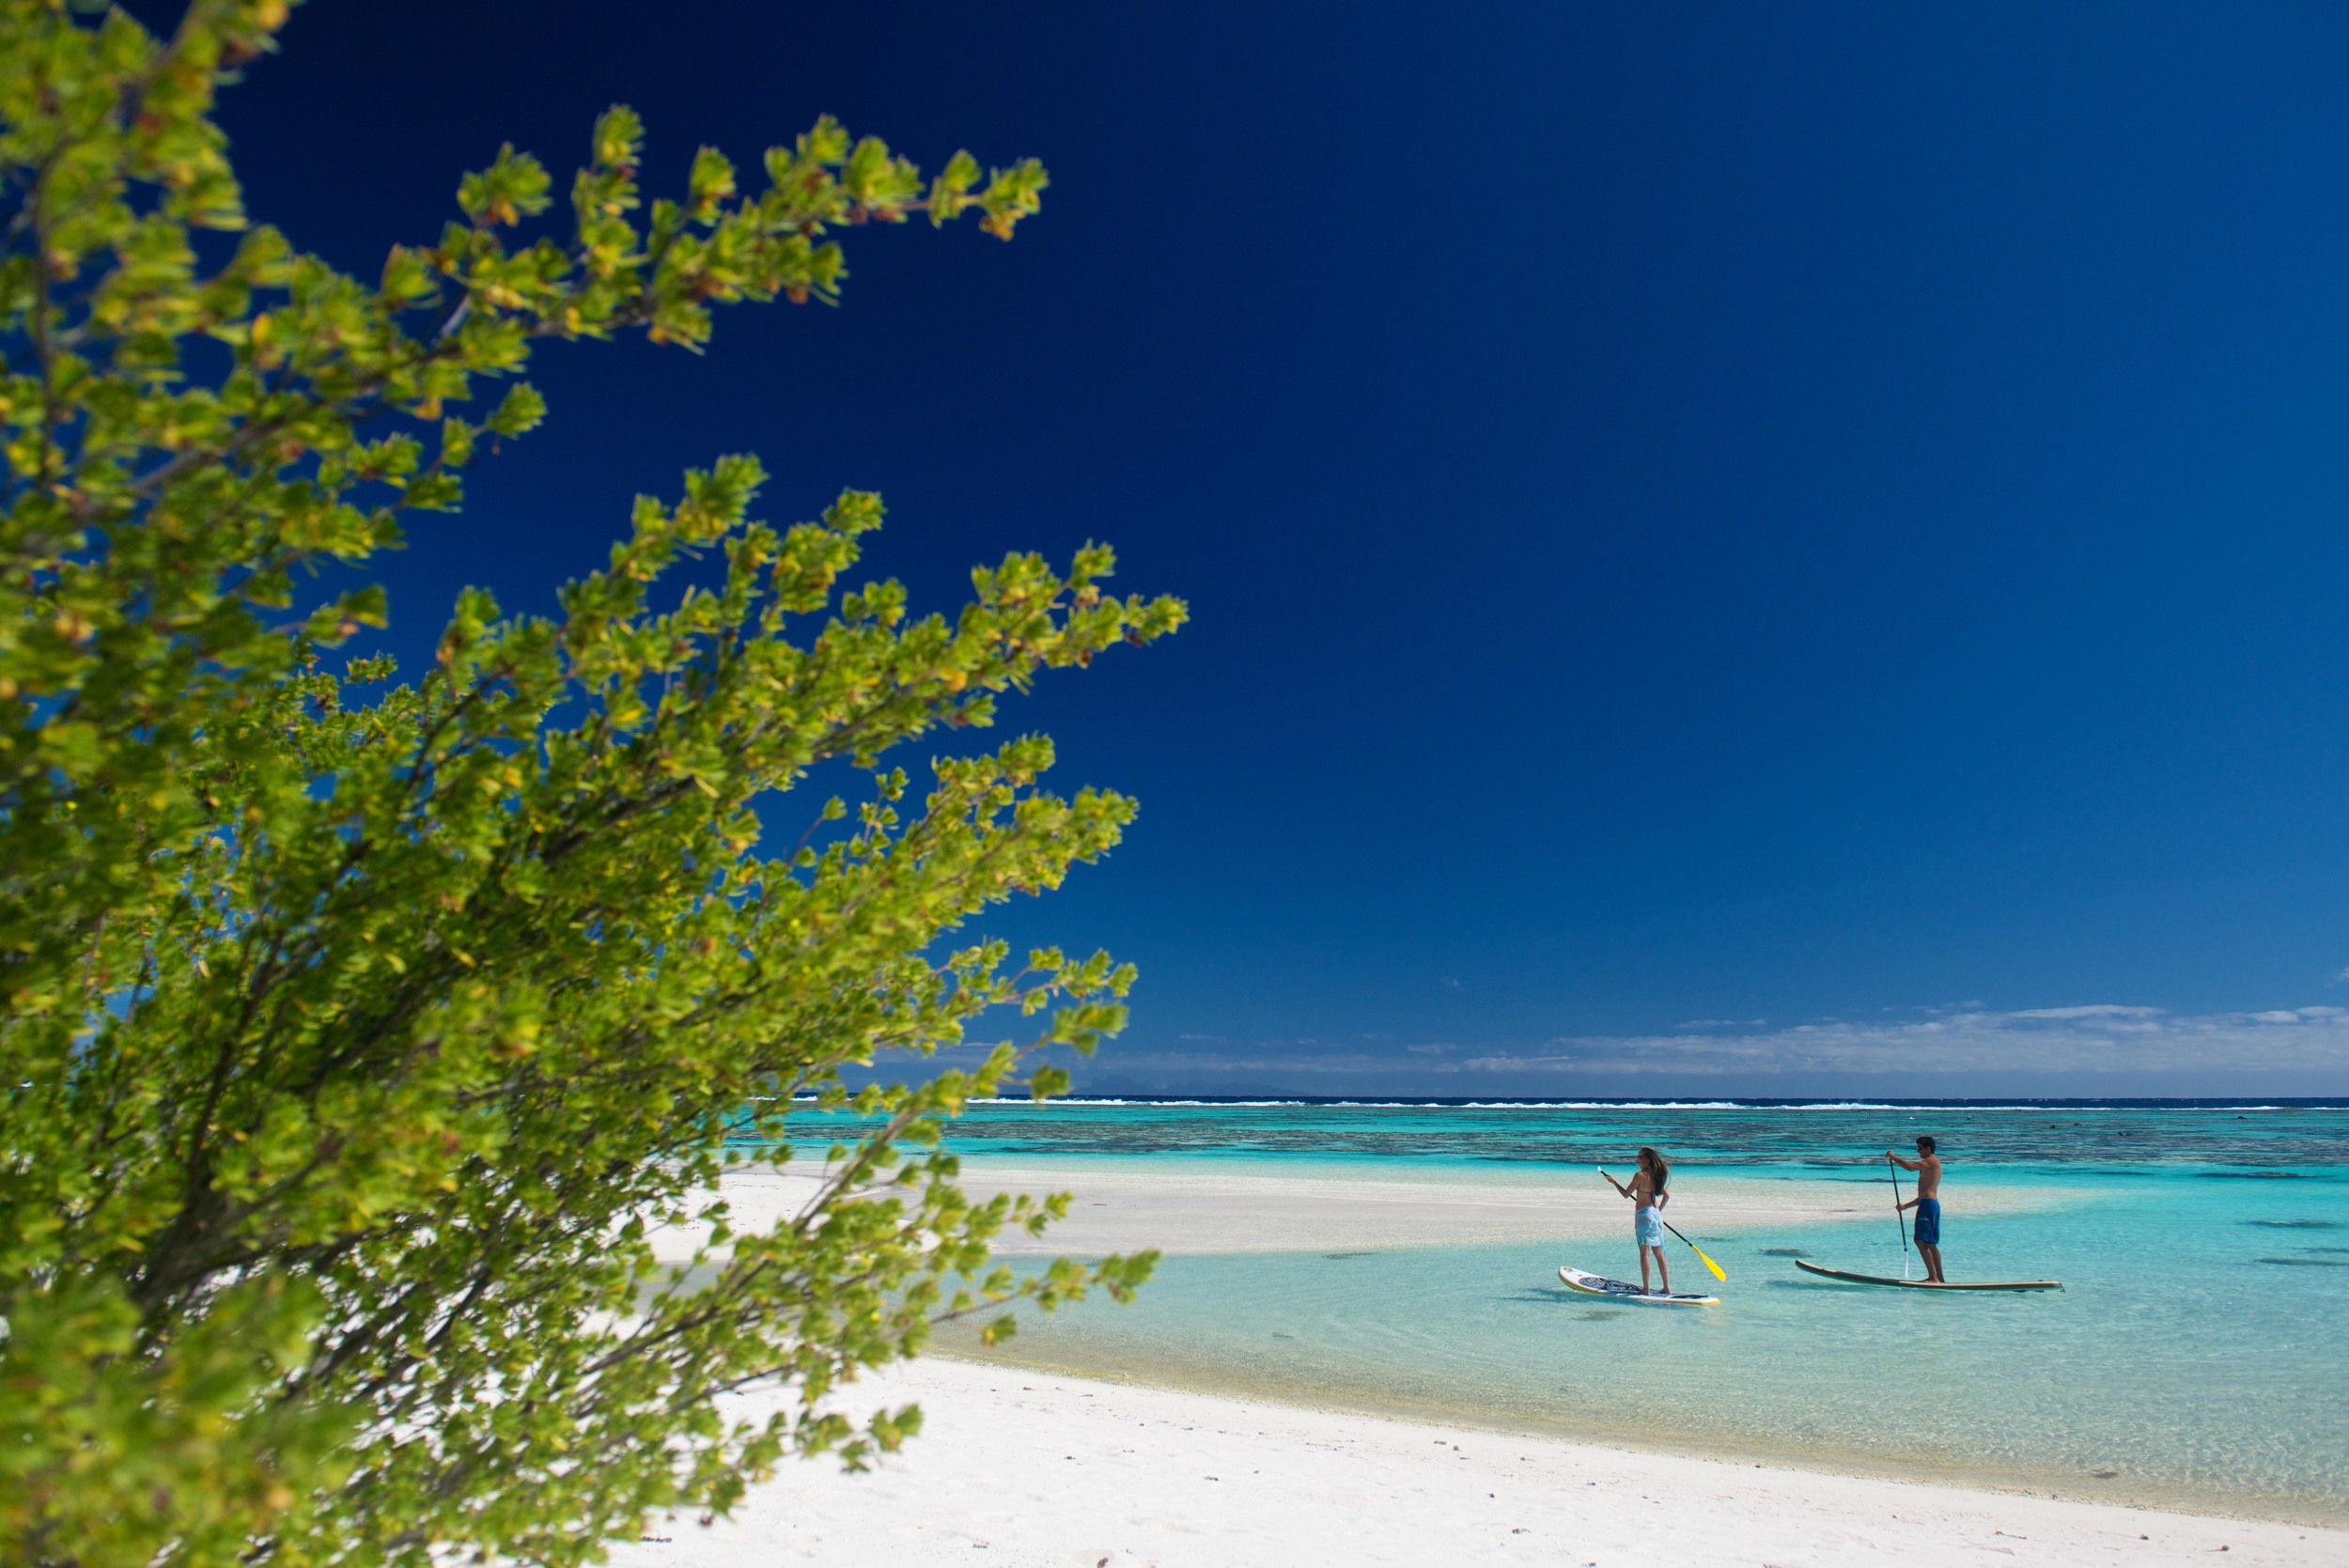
[{"xmin": 863, "ymin": 1100, "xmax": 2349, "ymax": 1525}]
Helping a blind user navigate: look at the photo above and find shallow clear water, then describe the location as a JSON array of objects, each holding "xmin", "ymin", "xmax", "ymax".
[{"xmin": 883, "ymin": 1101, "xmax": 2349, "ymax": 1524}]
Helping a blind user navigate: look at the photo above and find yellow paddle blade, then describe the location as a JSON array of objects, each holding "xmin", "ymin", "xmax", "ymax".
[{"xmin": 1688, "ymin": 1241, "xmax": 1728, "ymax": 1281}]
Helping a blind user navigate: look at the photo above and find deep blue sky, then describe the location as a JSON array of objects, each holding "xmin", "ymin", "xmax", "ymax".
[{"xmin": 207, "ymin": 1, "xmax": 2349, "ymax": 1094}]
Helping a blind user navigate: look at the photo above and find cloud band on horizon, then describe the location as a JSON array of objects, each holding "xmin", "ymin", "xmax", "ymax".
[{"xmin": 1076, "ymin": 1004, "xmax": 2349, "ymax": 1084}]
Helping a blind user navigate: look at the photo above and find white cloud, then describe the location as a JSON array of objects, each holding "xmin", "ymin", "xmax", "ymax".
[
  {"xmin": 1057, "ymin": 1002, "xmax": 2349, "ymax": 1088},
  {"xmin": 1453, "ymin": 1003, "xmax": 2349, "ymax": 1078},
  {"xmin": 1076, "ymin": 1000, "xmax": 2349, "ymax": 1084},
  {"xmin": 2002, "ymin": 1004, "xmax": 2162, "ymax": 1021}
]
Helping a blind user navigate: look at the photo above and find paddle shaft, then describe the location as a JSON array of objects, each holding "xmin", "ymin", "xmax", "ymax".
[
  {"xmin": 1890, "ymin": 1153, "xmax": 1912, "ymax": 1279},
  {"xmin": 1657, "ymin": 1214, "xmax": 1710, "ymax": 1263}
]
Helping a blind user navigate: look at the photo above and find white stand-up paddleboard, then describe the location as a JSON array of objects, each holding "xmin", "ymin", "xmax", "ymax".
[{"xmin": 1558, "ymin": 1264, "xmax": 1719, "ymax": 1306}]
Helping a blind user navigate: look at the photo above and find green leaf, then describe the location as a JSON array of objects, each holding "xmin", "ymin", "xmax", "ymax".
[{"xmin": 487, "ymin": 380, "xmax": 547, "ymax": 436}]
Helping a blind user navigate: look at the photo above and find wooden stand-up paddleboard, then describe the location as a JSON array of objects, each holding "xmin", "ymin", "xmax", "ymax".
[
  {"xmin": 1559, "ymin": 1264, "xmax": 1719, "ymax": 1306},
  {"xmin": 1795, "ymin": 1260, "xmax": 2061, "ymax": 1292}
]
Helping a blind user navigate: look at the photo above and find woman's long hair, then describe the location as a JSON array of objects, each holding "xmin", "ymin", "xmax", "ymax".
[{"xmin": 1638, "ymin": 1145, "xmax": 1670, "ymax": 1198}]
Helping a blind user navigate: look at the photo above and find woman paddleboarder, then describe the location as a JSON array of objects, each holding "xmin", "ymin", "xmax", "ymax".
[{"xmin": 1601, "ymin": 1147, "xmax": 1673, "ymax": 1296}]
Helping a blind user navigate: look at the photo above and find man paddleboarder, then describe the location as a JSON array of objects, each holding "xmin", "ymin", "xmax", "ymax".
[{"xmin": 1886, "ymin": 1136, "xmax": 1944, "ymax": 1283}]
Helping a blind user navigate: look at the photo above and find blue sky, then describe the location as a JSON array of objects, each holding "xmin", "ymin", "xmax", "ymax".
[{"xmin": 212, "ymin": 1, "xmax": 2349, "ymax": 1094}]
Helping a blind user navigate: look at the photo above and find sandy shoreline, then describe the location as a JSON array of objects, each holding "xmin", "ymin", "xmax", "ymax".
[
  {"xmin": 609, "ymin": 1356, "xmax": 2344, "ymax": 1567},
  {"xmin": 654, "ymin": 1156, "xmax": 2060, "ymax": 1261}
]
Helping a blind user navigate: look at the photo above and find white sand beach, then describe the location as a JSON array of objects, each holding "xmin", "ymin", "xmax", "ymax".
[{"xmin": 611, "ymin": 1355, "xmax": 2344, "ymax": 1567}]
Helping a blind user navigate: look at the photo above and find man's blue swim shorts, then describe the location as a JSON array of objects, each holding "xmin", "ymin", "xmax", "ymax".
[{"xmin": 1911, "ymin": 1197, "xmax": 1941, "ymax": 1247}]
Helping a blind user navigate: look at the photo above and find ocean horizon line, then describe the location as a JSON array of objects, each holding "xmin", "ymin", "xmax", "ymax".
[{"xmin": 941, "ymin": 1094, "xmax": 2349, "ymax": 1111}]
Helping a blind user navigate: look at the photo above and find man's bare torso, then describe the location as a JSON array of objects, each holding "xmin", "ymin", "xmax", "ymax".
[{"xmin": 1913, "ymin": 1154, "xmax": 1940, "ymax": 1201}]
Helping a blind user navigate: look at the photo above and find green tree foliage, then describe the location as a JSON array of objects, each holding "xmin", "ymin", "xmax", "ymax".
[{"xmin": 0, "ymin": 2, "xmax": 1180, "ymax": 1561}]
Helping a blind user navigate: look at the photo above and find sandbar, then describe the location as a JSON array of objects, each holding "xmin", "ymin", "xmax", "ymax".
[{"xmin": 654, "ymin": 1156, "xmax": 2057, "ymax": 1261}]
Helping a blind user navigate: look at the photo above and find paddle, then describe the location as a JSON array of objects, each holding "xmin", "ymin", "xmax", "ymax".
[
  {"xmin": 1889, "ymin": 1152, "xmax": 1913, "ymax": 1281},
  {"xmin": 1596, "ymin": 1166, "xmax": 1728, "ymax": 1282}
]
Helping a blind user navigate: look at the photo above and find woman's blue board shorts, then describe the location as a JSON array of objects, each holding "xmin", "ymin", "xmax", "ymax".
[
  {"xmin": 1635, "ymin": 1207, "xmax": 1666, "ymax": 1247},
  {"xmin": 1912, "ymin": 1198, "xmax": 1941, "ymax": 1246}
]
